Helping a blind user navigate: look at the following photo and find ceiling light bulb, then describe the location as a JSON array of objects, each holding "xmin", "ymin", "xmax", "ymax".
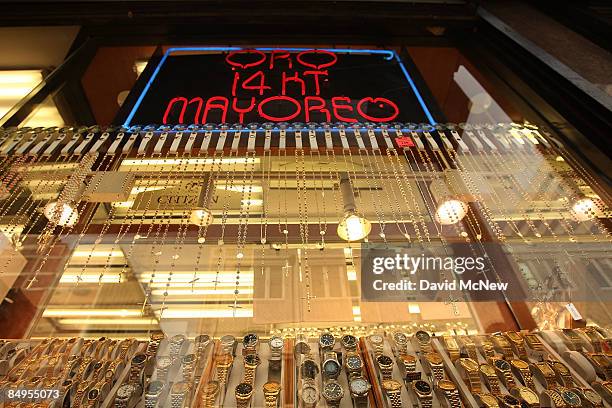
[
  {"xmin": 337, "ymin": 212, "xmax": 371, "ymax": 241},
  {"xmin": 43, "ymin": 202, "xmax": 78, "ymax": 227},
  {"xmin": 435, "ymin": 199, "xmax": 468, "ymax": 225},
  {"xmin": 190, "ymin": 208, "xmax": 214, "ymax": 226},
  {"xmin": 571, "ymin": 197, "xmax": 602, "ymax": 221}
]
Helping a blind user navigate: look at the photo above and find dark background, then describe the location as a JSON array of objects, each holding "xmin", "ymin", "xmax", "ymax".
[{"xmin": 128, "ymin": 51, "xmax": 431, "ymax": 125}]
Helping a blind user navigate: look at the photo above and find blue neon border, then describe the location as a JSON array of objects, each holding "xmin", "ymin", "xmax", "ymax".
[{"xmin": 123, "ymin": 47, "xmax": 436, "ymax": 127}]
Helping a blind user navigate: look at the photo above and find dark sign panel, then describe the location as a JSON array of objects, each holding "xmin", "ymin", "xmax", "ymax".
[{"xmin": 124, "ymin": 48, "xmax": 434, "ymax": 126}]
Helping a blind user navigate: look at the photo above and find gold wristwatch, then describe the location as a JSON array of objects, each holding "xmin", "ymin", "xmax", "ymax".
[
  {"xmin": 510, "ymin": 386, "xmax": 540, "ymax": 407},
  {"xmin": 562, "ymin": 329, "xmax": 587, "ymax": 351},
  {"xmin": 376, "ymin": 354, "xmax": 394, "ymax": 380},
  {"xmin": 368, "ymin": 334, "xmax": 384, "ymax": 356},
  {"xmin": 505, "ymin": 331, "xmax": 528, "ymax": 360},
  {"xmin": 474, "ymin": 393, "xmax": 500, "ymax": 407},
  {"xmin": 490, "ymin": 357, "xmax": 515, "ymax": 389},
  {"xmin": 476, "ymin": 335, "xmax": 496, "ymax": 358},
  {"xmin": 423, "ymin": 352, "xmax": 445, "ymax": 381},
  {"xmin": 412, "ymin": 380, "xmax": 433, "ymax": 408},
  {"xmin": 443, "ymin": 336, "xmax": 461, "ymax": 362},
  {"xmin": 215, "ymin": 354, "xmax": 234, "ymax": 386},
  {"xmin": 510, "ymin": 359, "xmax": 536, "ymax": 389},
  {"xmin": 200, "ymin": 381, "xmax": 220, "ymax": 408},
  {"xmin": 436, "ymin": 379, "xmax": 462, "ymax": 408},
  {"xmin": 460, "ymin": 336, "xmax": 479, "ymax": 360},
  {"xmin": 530, "ymin": 361, "xmax": 558, "ymax": 389},
  {"xmin": 496, "ymin": 394, "xmax": 521, "ymax": 408},
  {"xmin": 522, "ymin": 333, "xmax": 545, "ymax": 353},
  {"xmin": 571, "ymin": 387, "xmax": 604, "ymax": 408},
  {"xmin": 382, "ymin": 379, "xmax": 403, "ymax": 408},
  {"xmin": 399, "ymin": 354, "xmax": 419, "ymax": 381},
  {"xmin": 578, "ymin": 327, "xmax": 605, "ymax": 352},
  {"xmin": 541, "ymin": 389, "xmax": 567, "ymax": 408},
  {"xmin": 457, "ymin": 358, "xmax": 481, "ymax": 393},
  {"xmin": 490, "ymin": 334, "xmax": 513, "ymax": 359},
  {"xmin": 480, "ymin": 364, "xmax": 501, "ymax": 395},
  {"xmin": 392, "ymin": 331, "xmax": 409, "ymax": 356},
  {"xmin": 549, "ymin": 360, "xmax": 575, "ymax": 387},
  {"xmin": 263, "ymin": 381, "xmax": 281, "ymax": 408},
  {"xmin": 583, "ymin": 352, "xmax": 612, "ymax": 380},
  {"xmin": 414, "ymin": 330, "xmax": 433, "ymax": 353},
  {"xmin": 235, "ymin": 382, "xmax": 254, "ymax": 408},
  {"xmin": 243, "ymin": 353, "xmax": 260, "ymax": 385}
]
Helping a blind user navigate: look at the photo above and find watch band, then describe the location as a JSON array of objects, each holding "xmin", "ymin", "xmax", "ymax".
[
  {"xmin": 542, "ymin": 389, "xmax": 567, "ymax": 408},
  {"xmin": 387, "ymin": 390, "xmax": 402, "ymax": 408},
  {"xmin": 460, "ymin": 337, "xmax": 479, "ymax": 361}
]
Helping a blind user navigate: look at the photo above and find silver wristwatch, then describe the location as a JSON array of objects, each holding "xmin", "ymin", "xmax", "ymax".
[{"xmin": 144, "ymin": 381, "xmax": 165, "ymax": 408}]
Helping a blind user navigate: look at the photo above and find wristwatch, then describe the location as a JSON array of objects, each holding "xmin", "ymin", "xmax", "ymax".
[
  {"xmin": 170, "ymin": 381, "xmax": 190, "ymax": 408},
  {"xmin": 391, "ymin": 331, "xmax": 409, "ymax": 356},
  {"xmin": 549, "ymin": 359, "xmax": 575, "ymax": 387},
  {"xmin": 85, "ymin": 386, "xmax": 102, "ymax": 408},
  {"xmin": 319, "ymin": 332, "xmax": 336, "ymax": 351},
  {"xmin": 72, "ymin": 380, "xmax": 90, "ymax": 408},
  {"xmin": 322, "ymin": 351, "xmax": 341, "ymax": 380},
  {"xmin": 243, "ymin": 333, "xmax": 259, "ymax": 355},
  {"xmin": 460, "ymin": 336, "xmax": 479, "ymax": 360},
  {"xmin": 510, "ymin": 359, "xmax": 536, "ymax": 389},
  {"xmin": 195, "ymin": 334, "xmax": 211, "ymax": 356},
  {"xmin": 128, "ymin": 353, "xmax": 147, "ymax": 384},
  {"xmin": 294, "ymin": 334, "xmax": 311, "ymax": 355},
  {"xmin": 263, "ymin": 381, "xmax": 281, "ymax": 408},
  {"xmin": 496, "ymin": 394, "xmax": 521, "ymax": 408},
  {"xmin": 541, "ymin": 389, "xmax": 567, "ymax": 408},
  {"xmin": 399, "ymin": 354, "xmax": 419, "ymax": 381},
  {"xmin": 531, "ymin": 361, "xmax": 559, "ymax": 389},
  {"xmin": 345, "ymin": 351, "xmax": 363, "ymax": 377},
  {"xmin": 570, "ymin": 387, "xmax": 604, "ymax": 407},
  {"xmin": 436, "ymin": 379, "xmax": 462, "ymax": 408},
  {"xmin": 582, "ymin": 352, "xmax": 612, "ymax": 379},
  {"xmin": 349, "ymin": 376, "xmax": 371, "ymax": 408},
  {"xmin": 561, "ymin": 329, "xmax": 587, "ymax": 351},
  {"xmin": 322, "ymin": 379, "xmax": 344, "ymax": 408},
  {"xmin": 412, "ymin": 379, "xmax": 433, "ymax": 408},
  {"xmin": 168, "ymin": 334, "xmax": 187, "ymax": 362},
  {"xmin": 301, "ymin": 355, "xmax": 320, "ymax": 380},
  {"xmin": 591, "ymin": 381, "xmax": 612, "ymax": 405},
  {"xmin": 243, "ymin": 353, "xmax": 261, "ymax": 385},
  {"xmin": 155, "ymin": 355, "xmax": 173, "ymax": 382},
  {"xmin": 215, "ymin": 353, "xmax": 234, "ymax": 386},
  {"xmin": 144, "ymin": 381, "xmax": 165, "ymax": 408},
  {"xmin": 510, "ymin": 386, "xmax": 540, "ymax": 407},
  {"xmin": 182, "ymin": 353, "xmax": 197, "ymax": 381},
  {"xmin": 491, "ymin": 357, "xmax": 515, "ymax": 389},
  {"xmin": 299, "ymin": 378, "xmax": 320, "ymax": 408},
  {"xmin": 235, "ymin": 382, "xmax": 254, "ymax": 408},
  {"xmin": 443, "ymin": 336, "xmax": 461, "ymax": 362},
  {"xmin": 505, "ymin": 331, "xmax": 528, "ymax": 360},
  {"xmin": 376, "ymin": 354, "xmax": 394, "ymax": 380},
  {"xmin": 476, "ymin": 335, "xmax": 496, "ymax": 358},
  {"xmin": 522, "ymin": 333, "xmax": 546, "ymax": 354},
  {"xmin": 146, "ymin": 331, "xmax": 165, "ymax": 359},
  {"xmin": 268, "ymin": 335, "xmax": 284, "ymax": 362},
  {"xmin": 220, "ymin": 335, "xmax": 237, "ymax": 356},
  {"xmin": 558, "ymin": 387, "xmax": 582, "ymax": 407},
  {"xmin": 200, "ymin": 381, "xmax": 220, "ymax": 408},
  {"xmin": 578, "ymin": 327, "xmax": 604, "ymax": 352},
  {"xmin": 414, "ymin": 330, "xmax": 433, "ymax": 353},
  {"xmin": 474, "ymin": 393, "xmax": 500, "ymax": 407},
  {"xmin": 115, "ymin": 383, "xmax": 138, "ymax": 408},
  {"xmin": 457, "ymin": 357, "xmax": 481, "ymax": 392},
  {"xmin": 382, "ymin": 379, "xmax": 403, "ymax": 408},
  {"xmin": 423, "ymin": 352, "xmax": 445, "ymax": 381},
  {"xmin": 341, "ymin": 334, "xmax": 358, "ymax": 352},
  {"xmin": 368, "ymin": 334, "xmax": 384, "ymax": 356},
  {"xmin": 490, "ymin": 333, "xmax": 514, "ymax": 359}
]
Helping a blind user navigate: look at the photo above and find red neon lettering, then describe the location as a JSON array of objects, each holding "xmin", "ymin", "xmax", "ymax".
[
  {"xmin": 303, "ymin": 70, "xmax": 328, "ymax": 96},
  {"xmin": 281, "ymin": 72, "xmax": 306, "ymax": 96},
  {"xmin": 357, "ymin": 97, "xmax": 399, "ymax": 122},
  {"xmin": 202, "ymin": 96, "xmax": 229, "ymax": 123},
  {"xmin": 296, "ymin": 50, "xmax": 338, "ymax": 70},
  {"xmin": 304, "ymin": 96, "xmax": 331, "ymax": 122},
  {"xmin": 225, "ymin": 49, "xmax": 266, "ymax": 69},
  {"xmin": 232, "ymin": 72, "xmax": 239, "ymax": 96},
  {"xmin": 270, "ymin": 50, "xmax": 292, "ymax": 69},
  {"xmin": 258, "ymin": 96, "xmax": 302, "ymax": 122},
  {"xmin": 232, "ymin": 97, "xmax": 256, "ymax": 123},
  {"xmin": 240, "ymin": 71, "xmax": 271, "ymax": 96},
  {"xmin": 331, "ymin": 97, "xmax": 357, "ymax": 123},
  {"xmin": 163, "ymin": 97, "xmax": 188, "ymax": 124}
]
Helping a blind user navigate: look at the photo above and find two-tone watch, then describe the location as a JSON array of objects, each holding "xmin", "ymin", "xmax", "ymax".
[
  {"xmin": 341, "ymin": 334, "xmax": 358, "ymax": 352},
  {"xmin": 391, "ymin": 331, "xmax": 409, "ymax": 356},
  {"xmin": 412, "ymin": 379, "xmax": 433, "ymax": 408},
  {"xmin": 114, "ymin": 383, "xmax": 138, "ymax": 408},
  {"xmin": 376, "ymin": 354, "xmax": 394, "ymax": 381}
]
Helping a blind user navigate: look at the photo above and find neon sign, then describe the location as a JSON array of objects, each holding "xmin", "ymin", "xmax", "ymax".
[{"xmin": 124, "ymin": 47, "xmax": 435, "ymax": 126}]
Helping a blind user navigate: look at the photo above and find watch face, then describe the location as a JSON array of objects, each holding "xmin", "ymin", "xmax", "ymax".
[
  {"xmin": 88, "ymin": 389, "xmax": 99, "ymax": 400},
  {"xmin": 350, "ymin": 378, "xmax": 369, "ymax": 394},
  {"xmin": 341, "ymin": 335, "xmax": 357, "ymax": 348},
  {"xmin": 583, "ymin": 389, "xmax": 602, "ymax": 404},
  {"xmin": 302, "ymin": 386, "xmax": 319, "ymax": 403},
  {"xmin": 414, "ymin": 380, "xmax": 431, "ymax": 394},
  {"xmin": 377, "ymin": 355, "xmax": 393, "ymax": 366},
  {"xmin": 182, "ymin": 353, "xmax": 196, "ymax": 364},
  {"xmin": 519, "ymin": 389, "xmax": 539, "ymax": 404},
  {"xmin": 156, "ymin": 356, "xmax": 172, "ymax": 369},
  {"xmin": 243, "ymin": 333, "xmax": 258, "ymax": 347},
  {"xmin": 507, "ymin": 332, "xmax": 521, "ymax": 341},
  {"xmin": 437, "ymin": 380, "xmax": 456, "ymax": 391},
  {"xmin": 324, "ymin": 381, "xmax": 344, "ymax": 399},
  {"xmin": 235, "ymin": 382, "xmax": 253, "ymax": 396},
  {"xmin": 204, "ymin": 381, "xmax": 219, "ymax": 395},
  {"xmin": 195, "ymin": 334, "xmax": 211, "ymax": 344},
  {"xmin": 132, "ymin": 353, "xmax": 147, "ymax": 364},
  {"xmin": 217, "ymin": 354, "xmax": 233, "ymax": 365},
  {"xmin": 323, "ymin": 360, "xmax": 340, "ymax": 377},
  {"xmin": 320, "ymin": 333, "xmax": 335, "ymax": 347},
  {"xmin": 301, "ymin": 359, "xmax": 319, "ymax": 378},
  {"xmin": 263, "ymin": 381, "xmax": 281, "ymax": 393},
  {"xmin": 151, "ymin": 331, "xmax": 165, "ymax": 341},
  {"xmin": 495, "ymin": 359, "xmax": 510, "ymax": 371},
  {"xmin": 92, "ymin": 361, "xmax": 103, "ymax": 370},
  {"xmin": 382, "ymin": 380, "xmax": 402, "ymax": 391},
  {"xmin": 170, "ymin": 334, "xmax": 186, "ymax": 344},
  {"xmin": 394, "ymin": 332, "xmax": 408, "ymax": 344},
  {"xmin": 117, "ymin": 384, "xmax": 136, "ymax": 398},
  {"xmin": 347, "ymin": 355, "xmax": 362, "ymax": 370},
  {"xmin": 244, "ymin": 354, "xmax": 260, "ymax": 366},
  {"xmin": 561, "ymin": 390, "xmax": 581, "ymax": 405},
  {"xmin": 511, "ymin": 359, "xmax": 529, "ymax": 369},
  {"xmin": 415, "ymin": 330, "xmax": 431, "ymax": 343},
  {"xmin": 502, "ymin": 395, "xmax": 520, "ymax": 405},
  {"xmin": 425, "ymin": 353, "xmax": 443, "ymax": 364},
  {"xmin": 461, "ymin": 358, "xmax": 478, "ymax": 371},
  {"xmin": 147, "ymin": 381, "xmax": 164, "ymax": 395},
  {"xmin": 479, "ymin": 394, "xmax": 497, "ymax": 404},
  {"xmin": 269, "ymin": 336, "xmax": 284, "ymax": 349},
  {"xmin": 220, "ymin": 335, "xmax": 235, "ymax": 345},
  {"xmin": 172, "ymin": 382, "xmax": 190, "ymax": 394},
  {"xmin": 62, "ymin": 380, "xmax": 72, "ymax": 388},
  {"xmin": 551, "ymin": 361, "xmax": 569, "ymax": 375},
  {"xmin": 369, "ymin": 334, "xmax": 383, "ymax": 344}
]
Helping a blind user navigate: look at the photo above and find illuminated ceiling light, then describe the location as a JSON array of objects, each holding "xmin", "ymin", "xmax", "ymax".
[
  {"xmin": 430, "ymin": 179, "xmax": 468, "ymax": 225},
  {"xmin": 157, "ymin": 308, "xmax": 253, "ymax": 319},
  {"xmin": 337, "ymin": 173, "xmax": 371, "ymax": 241},
  {"xmin": 408, "ymin": 304, "xmax": 421, "ymax": 314},
  {"xmin": 151, "ymin": 288, "xmax": 254, "ymax": 296},
  {"xmin": 571, "ymin": 197, "xmax": 603, "ymax": 222},
  {"xmin": 43, "ymin": 308, "xmax": 141, "ymax": 317},
  {"xmin": 121, "ymin": 158, "xmax": 259, "ymax": 166},
  {"xmin": 57, "ymin": 318, "xmax": 158, "ymax": 326},
  {"xmin": 43, "ymin": 202, "xmax": 78, "ymax": 227}
]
